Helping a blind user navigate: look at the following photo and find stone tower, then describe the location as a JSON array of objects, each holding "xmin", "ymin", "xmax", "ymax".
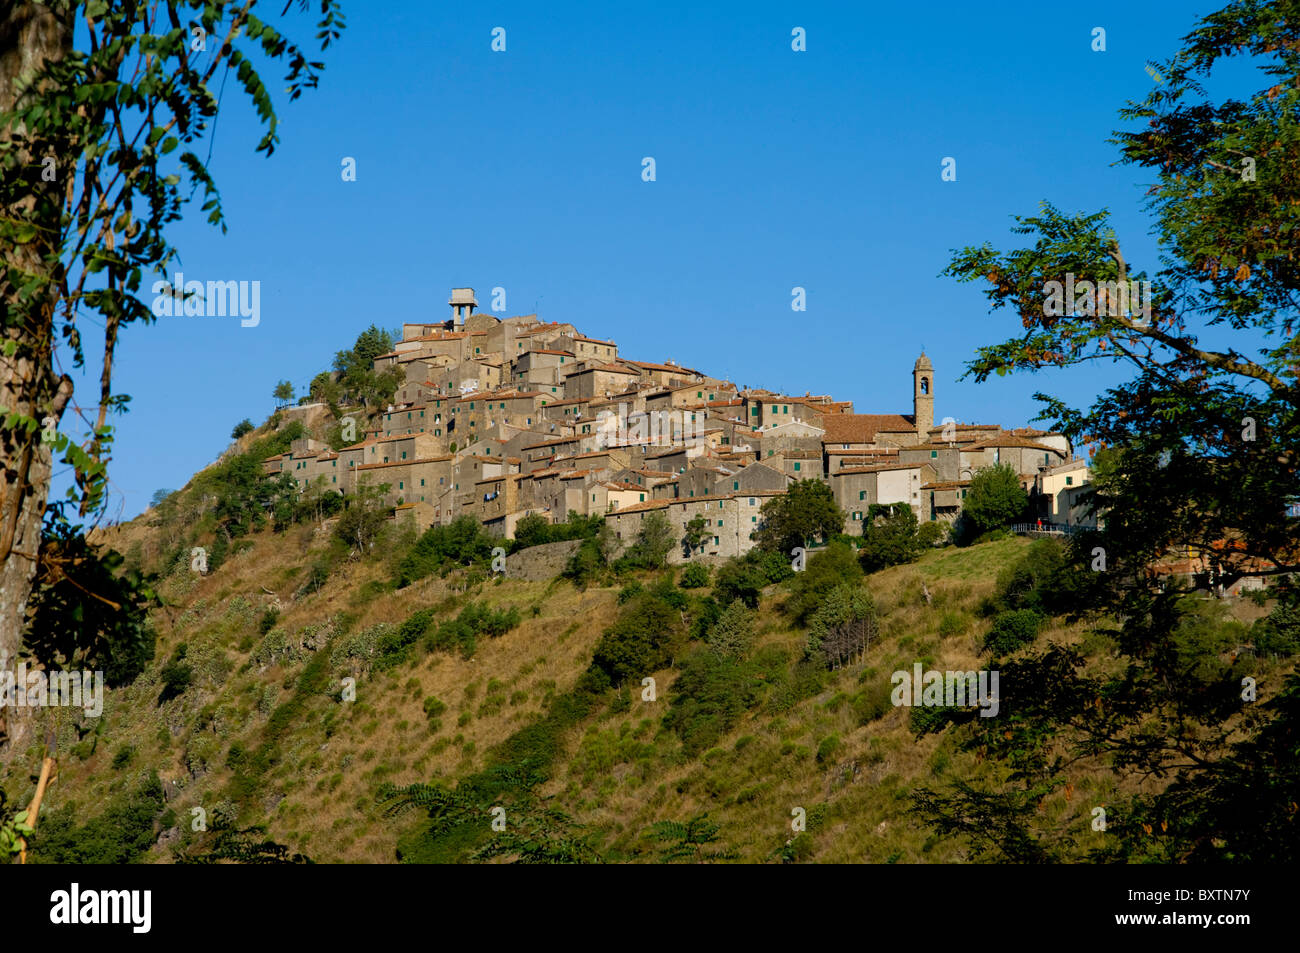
[{"xmin": 913, "ymin": 351, "xmax": 934, "ymax": 440}]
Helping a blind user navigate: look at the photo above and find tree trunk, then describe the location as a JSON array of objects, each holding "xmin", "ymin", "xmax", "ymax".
[{"xmin": 0, "ymin": 2, "xmax": 75, "ymax": 755}]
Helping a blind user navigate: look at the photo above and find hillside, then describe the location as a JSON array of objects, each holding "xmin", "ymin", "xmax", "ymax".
[{"xmin": 8, "ymin": 465, "xmax": 1285, "ymax": 864}]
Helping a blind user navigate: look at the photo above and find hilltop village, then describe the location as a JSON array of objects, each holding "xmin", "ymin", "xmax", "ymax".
[{"xmin": 262, "ymin": 289, "xmax": 1093, "ymax": 562}]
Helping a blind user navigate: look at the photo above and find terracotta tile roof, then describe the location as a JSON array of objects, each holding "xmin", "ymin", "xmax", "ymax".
[
  {"xmin": 965, "ymin": 435, "xmax": 1062, "ymax": 452},
  {"xmin": 835, "ymin": 462, "xmax": 923, "ymax": 474},
  {"xmin": 819, "ymin": 414, "xmax": 915, "ymax": 444}
]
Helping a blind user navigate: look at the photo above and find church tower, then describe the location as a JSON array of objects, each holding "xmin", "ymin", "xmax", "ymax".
[{"xmin": 913, "ymin": 351, "xmax": 934, "ymax": 441}]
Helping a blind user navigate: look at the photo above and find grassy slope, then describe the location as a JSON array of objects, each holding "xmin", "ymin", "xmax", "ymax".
[{"xmin": 9, "ymin": 518, "xmax": 1269, "ymax": 863}]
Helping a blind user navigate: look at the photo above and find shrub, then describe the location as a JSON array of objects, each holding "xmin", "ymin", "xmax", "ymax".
[
  {"xmin": 396, "ymin": 516, "xmax": 496, "ymax": 587},
  {"xmin": 1252, "ymin": 594, "xmax": 1300, "ymax": 658},
  {"xmin": 231, "ymin": 419, "xmax": 255, "ymax": 439},
  {"xmin": 158, "ymin": 644, "xmax": 194, "ymax": 704},
  {"xmin": 786, "ymin": 541, "xmax": 863, "ymax": 626},
  {"xmin": 983, "ymin": 609, "xmax": 1044, "ymax": 655},
  {"xmin": 679, "ymin": 562, "xmax": 711, "ymax": 589},
  {"xmin": 257, "ymin": 608, "xmax": 280, "ymax": 636},
  {"xmin": 589, "ymin": 590, "xmax": 687, "ymax": 686},
  {"xmin": 816, "ymin": 733, "xmax": 841, "ymax": 764},
  {"xmin": 806, "ymin": 584, "xmax": 876, "ymax": 669},
  {"xmin": 705, "ymin": 602, "xmax": 756, "ymax": 660},
  {"xmin": 663, "ymin": 648, "xmax": 765, "ymax": 755}
]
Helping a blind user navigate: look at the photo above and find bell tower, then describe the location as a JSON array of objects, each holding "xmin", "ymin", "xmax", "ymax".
[{"xmin": 913, "ymin": 351, "xmax": 934, "ymax": 440}]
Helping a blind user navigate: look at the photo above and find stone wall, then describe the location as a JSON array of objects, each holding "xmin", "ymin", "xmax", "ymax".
[{"xmin": 503, "ymin": 538, "xmax": 584, "ymax": 581}]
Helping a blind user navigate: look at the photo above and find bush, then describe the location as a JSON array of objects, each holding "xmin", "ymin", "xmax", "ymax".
[
  {"xmin": 983, "ymin": 609, "xmax": 1044, "ymax": 655},
  {"xmin": 916, "ymin": 520, "xmax": 947, "ymax": 548},
  {"xmin": 662, "ymin": 648, "xmax": 766, "ymax": 755},
  {"xmin": 396, "ymin": 516, "xmax": 496, "ymax": 587},
  {"xmin": 679, "ymin": 562, "xmax": 711, "ymax": 589},
  {"xmin": 257, "ymin": 608, "xmax": 280, "ymax": 636},
  {"xmin": 231, "ymin": 418, "xmax": 255, "ymax": 439},
  {"xmin": 29, "ymin": 774, "xmax": 165, "ymax": 864},
  {"xmin": 806, "ymin": 584, "xmax": 875, "ymax": 669},
  {"xmin": 816, "ymin": 733, "xmax": 841, "ymax": 764},
  {"xmin": 158, "ymin": 644, "xmax": 193, "ymax": 704},
  {"xmin": 986, "ymin": 538, "xmax": 1068, "ymax": 616},
  {"xmin": 1252, "ymin": 594, "xmax": 1300, "ymax": 658},
  {"xmin": 589, "ymin": 590, "xmax": 687, "ymax": 686},
  {"xmin": 705, "ymin": 601, "xmax": 756, "ymax": 660},
  {"xmin": 786, "ymin": 541, "xmax": 863, "ymax": 626}
]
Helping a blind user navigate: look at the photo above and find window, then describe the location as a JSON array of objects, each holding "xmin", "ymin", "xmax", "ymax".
[
  {"xmin": 859, "ymin": 490, "xmax": 866, "ymax": 500},
  {"xmin": 399, "ymin": 481, "xmax": 404, "ymax": 489},
  {"xmin": 420, "ymin": 479, "xmax": 425, "ymax": 486},
  {"xmin": 751, "ymin": 406, "xmax": 759, "ymax": 416},
  {"xmin": 751, "ymin": 515, "xmax": 757, "ymax": 522},
  {"xmin": 401, "ymin": 451, "xmax": 407, "ymax": 460},
  {"xmin": 697, "ymin": 391, "xmax": 703, "ymax": 398},
  {"xmin": 717, "ymin": 519, "xmax": 723, "ymax": 527},
  {"xmin": 782, "ymin": 405, "xmax": 788, "ymax": 414},
  {"xmin": 793, "ymin": 462, "xmax": 801, "ymax": 472},
  {"xmin": 931, "ymin": 450, "xmax": 938, "ymax": 458},
  {"xmin": 639, "ymin": 493, "xmax": 645, "ymax": 502},
  {"xmin": 713, "ymin": 536, "xmax": 719, "ymax": 545},
  {"xmin": 748, "ymin": 498, "xmax": 755, "ymax": 505},
  {"xmin": 1065, "ymin": 476, "xmax": 1073, "ymax": 485},
  {"xmin": 962, "ymin": 489, "xmax": 967, "ymax": 498},
  {"xmin": 733, "ymin": 481, "xmax": 739, "ymax": 491}
]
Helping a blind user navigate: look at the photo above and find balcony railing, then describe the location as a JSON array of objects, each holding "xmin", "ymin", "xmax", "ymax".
[{"xmin": 1010, "ymin": 522, "xmax": 1088, "ymax": 536}]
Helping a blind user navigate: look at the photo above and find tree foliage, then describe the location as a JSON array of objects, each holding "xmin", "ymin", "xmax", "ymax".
[{"xmin": 753, "ymin": 479, "xmax": 845, "ymax": 555}]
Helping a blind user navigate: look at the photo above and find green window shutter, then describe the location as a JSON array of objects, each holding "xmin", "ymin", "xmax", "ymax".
[
  {"xmin": 1066, "ymin": 476, "xmax": 1073, "ymax": 485},
  {"xmin": 733, "ymin": 481, "xmax": 739, "ymax": 490},
  {"xmin": 717, "ymin": 519, "xmax": 723, "ymax": 527},
  {"xmin": 859, "ymin": 491, "xmax": 865, "ymax": 500},
  {"xmin": 794, "ymin": 462, "xmax": 801, "ymax": 471},
  {"xmin": 931, "ymin": 450, "xmax": 937, "ymax": 458}
]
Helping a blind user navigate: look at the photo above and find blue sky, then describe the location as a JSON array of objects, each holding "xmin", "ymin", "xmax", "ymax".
[{"xmin": 65, "ymin": 0, "xmax": 1229, "ymax": 520}]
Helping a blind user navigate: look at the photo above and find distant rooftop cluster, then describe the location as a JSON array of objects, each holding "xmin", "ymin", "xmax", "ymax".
[{"xmin": 263, "ymin": 289, "xmax": 1094, "ymax": 560}]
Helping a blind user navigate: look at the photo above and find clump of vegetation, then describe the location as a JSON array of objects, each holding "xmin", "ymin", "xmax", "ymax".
[
  {"xmin": 158, "ymin": 643, "xmax": 194, "ymax": 704},
  {"xmin": 785, "ymin": 541, "xmax": 863, "ymax": 626},
  {"xmin": 395, "ymin": 516, "xmax": 498, "ymax": 587},
  {"xmin": 678, "ymin": 561, "xmax": 711, "ymax": 589},
  {"xmin": 982, "ymin": 609, "xmax": 1043, "ymax": 656}
]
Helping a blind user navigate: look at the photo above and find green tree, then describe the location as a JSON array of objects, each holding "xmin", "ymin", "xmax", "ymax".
[
  {"xmin": 620, "ymin": 510, "xmax": 673, "ymax": 570},
  {"xmin": 858, "ymin": 503, "xmax": 923, "ymax": 572},
  {"xmin": 231, "ymin": 419, "xmax": 255, "ymax": 439},
  {"xmin": 959, "ymin": 463, "xmax": 1028, "ymax": 539},
  {"xmin": 919, "ymin": 0, "xmax": 1300, "ymax": 862},
  {"xmin": 0, "ymin": 1, "xmax": 343, "ymax": 752},
  {"xmin": 684, "ymin": 514, "xmax": 709, "ymax": 557},
  {"xmin": 334, "ymin": 482, "xmax": 391, "ymax": 555},
  {"xmin": 272, "ymin": 380, "xmax": 295, "ymax": 408},
  {"xmin": 753, "ymin": 479, "xmax": 845, "ymax": 555}
]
